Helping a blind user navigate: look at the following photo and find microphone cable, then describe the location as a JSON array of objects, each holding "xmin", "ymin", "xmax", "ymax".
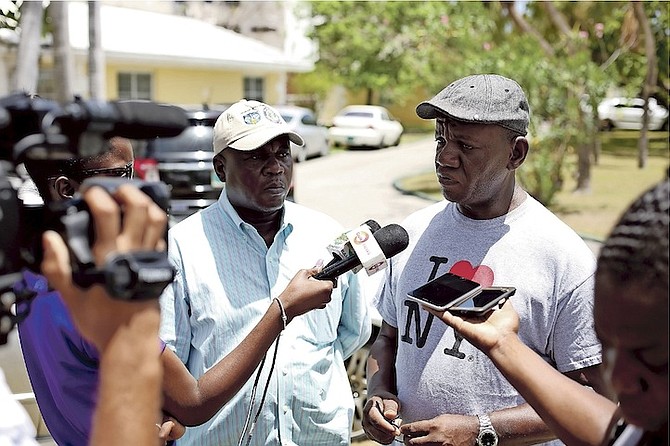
[
  {"xmin": 237, "ymin": 329, "xmax": 282, "ymax": 446},
  {"xmin": 237, "ymin": 352, "xmax": 267, "ymax": 446}
]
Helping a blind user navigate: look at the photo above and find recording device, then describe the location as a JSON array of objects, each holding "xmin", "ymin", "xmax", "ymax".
[
  {"xmin": 324, "ymin": 219, "xmax": 381, "ymax": 271},
  {"xmin": 0, "ymin": 92, "xmax": 189, "ymax": 344},
  {"xmin": 448, "ymin": 286, "xmax": 516, "ymax": 316},
  {"xmin": 407, "ymin": 272, "xmax": 482, "ymax": 311},
  {"xmin": 314, "ymin": 223, "xmax": 409, "ymax": 282}
]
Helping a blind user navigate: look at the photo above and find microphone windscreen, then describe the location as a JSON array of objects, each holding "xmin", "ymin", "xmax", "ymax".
[
  {"xmin": 112, "ymin": 101, "xmax": 189, "ymax": 139},
  {"xmin": 374, "ymin": 224, "xmax": 409, "ymax": 258}
]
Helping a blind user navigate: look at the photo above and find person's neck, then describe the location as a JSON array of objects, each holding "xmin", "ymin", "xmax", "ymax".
[
  {"xmin": 233, "ymin": 205, "xmax": 283, "ymax": 248},
  {"xmin": 457, "ymin": 183, "xmax": 526, "ymax": 220}
]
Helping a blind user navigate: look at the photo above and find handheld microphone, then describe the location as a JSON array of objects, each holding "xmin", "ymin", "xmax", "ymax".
[
  {"xmin": 315, "ymin": 223, "xmax": 409, "ymax": 282},
  {"xmin": 325, "ymin": 219, "xmax": 381, "ymax": 269}
]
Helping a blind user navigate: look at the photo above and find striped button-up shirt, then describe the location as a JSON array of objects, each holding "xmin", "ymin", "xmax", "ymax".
[{"xmin": 159, "ymin": 190, "xmax": 371, "ymax": 446}]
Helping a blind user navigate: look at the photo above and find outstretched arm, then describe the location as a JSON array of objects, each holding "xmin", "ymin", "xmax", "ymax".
[
  {"xmin": 426, "ymin": 301, "xmax": 618, "ymax": 446},
  {"xmin": 160, "ymin": 269, "xmax": 334, "ymax": 426},
  {"xmin": 41, "ymin": 184, "xmax": 170, "ymax": 446}
]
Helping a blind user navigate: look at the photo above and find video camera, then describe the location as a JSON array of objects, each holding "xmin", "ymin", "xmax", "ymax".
[{"xmin": 0, "ymin": 92, "xmax": 189, "ymax": 344}]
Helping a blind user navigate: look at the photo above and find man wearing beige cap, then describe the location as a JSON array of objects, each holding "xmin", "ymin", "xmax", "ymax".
[
  {"xmin": 159, "ymin": 99, "xmax": 371, "ymax": 445},
  {"xmin": 363, "ymin": 74, "xmax": 607, "ymax": 445}
]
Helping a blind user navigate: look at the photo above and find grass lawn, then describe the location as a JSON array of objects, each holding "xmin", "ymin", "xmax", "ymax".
[{"xmin": 396, "ymin": 129, "xmax": 669, "ymax": 241}]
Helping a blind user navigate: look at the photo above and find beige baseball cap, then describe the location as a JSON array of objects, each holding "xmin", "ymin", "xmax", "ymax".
[{"xmin": 213, "ymin": 99, "xmax": 304, "ymax": 154}]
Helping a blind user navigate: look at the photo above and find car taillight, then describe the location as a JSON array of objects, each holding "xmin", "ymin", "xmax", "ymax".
[{"xmin": 134, "ymin": 158, "xmax": 160, "ymax": 181}]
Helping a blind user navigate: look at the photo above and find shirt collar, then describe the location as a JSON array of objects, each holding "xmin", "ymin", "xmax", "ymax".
[{"xmin": 216, "ymin": 186, "xmax": 294, "ymax": 239}]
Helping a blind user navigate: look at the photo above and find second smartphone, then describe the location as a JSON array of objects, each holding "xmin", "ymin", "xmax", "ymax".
[{"xmin": 448, "ymin": 286, "xmax": 516, "ymax": 316}]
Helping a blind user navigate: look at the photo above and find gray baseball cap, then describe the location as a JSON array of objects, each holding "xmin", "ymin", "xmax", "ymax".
[{"xmin": 416, "ymin": 74, "xmax": 530, "ymax": 135}]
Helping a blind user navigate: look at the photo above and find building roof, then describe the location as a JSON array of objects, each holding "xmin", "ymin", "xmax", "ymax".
[{"xmin": 67, "ymin": 1, "xmax": 312, "ymax": 72}]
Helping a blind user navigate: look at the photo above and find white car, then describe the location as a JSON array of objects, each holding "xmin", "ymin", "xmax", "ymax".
[
  {"xmin": 328, "ymin": 105, "xmax": 404, "ymax": 149},
  {"xmin": 597, "ymin": 97, "xmax": 669, "ymax": 131},
  {"xmin": 273, "ymin": 105, "xmax": 330, "ymax": 163}
]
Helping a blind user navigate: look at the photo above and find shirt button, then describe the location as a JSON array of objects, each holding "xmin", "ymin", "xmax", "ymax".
[
  {"xmin": 283, "ymin": 405, "xmax": 289, "ymax": 413},
  {"xmin": 282, "ymin": 369, "xmax": 288, "ymax": 376}
]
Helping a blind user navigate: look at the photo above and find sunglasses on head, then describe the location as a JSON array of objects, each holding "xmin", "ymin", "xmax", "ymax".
[{"xmin": 73, "ymin": 161, "xmax": 134, "ymax": 182}]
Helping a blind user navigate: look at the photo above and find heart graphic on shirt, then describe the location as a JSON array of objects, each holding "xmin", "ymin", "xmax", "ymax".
[{"xmin": 449, "ymin": 261, "xmax": 494, "ymax": 287}]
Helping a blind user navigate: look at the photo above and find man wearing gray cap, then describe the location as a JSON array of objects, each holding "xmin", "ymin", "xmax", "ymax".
[
  {"xmin": 363, "ymin": 74, "xmax": 606, "ymax": 445},
  {"xmin": 159, "ymin": 99, "xmax": 371, "ymax": 445}
]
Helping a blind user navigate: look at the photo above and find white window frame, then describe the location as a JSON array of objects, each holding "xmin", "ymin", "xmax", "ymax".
[
  {"xmin": 243, "ymin": 77, "xmax": 264, "ymax": 102},
  {"xmin": 117, "ymin": 72, "xmax": 152, "ymax": 100}
]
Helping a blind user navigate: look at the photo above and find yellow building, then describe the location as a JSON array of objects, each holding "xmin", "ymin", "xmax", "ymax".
[{"xmin": 0, "ymin": 1, "xmax": 312, "ymax": 106}]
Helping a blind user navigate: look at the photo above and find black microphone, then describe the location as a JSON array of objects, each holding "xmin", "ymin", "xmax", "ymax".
[
  {"xmin": 54, "ymin": 99, "xmax": 189, "ymax": 141},
  {"xmin": 315, "ymin": 223, "xmax": 409, "ymax": 282}
]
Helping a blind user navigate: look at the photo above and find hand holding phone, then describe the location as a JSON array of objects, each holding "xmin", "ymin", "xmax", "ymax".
[{"xmin": 407, "ymin": 272, "xmax": 482, "ymax": 311}]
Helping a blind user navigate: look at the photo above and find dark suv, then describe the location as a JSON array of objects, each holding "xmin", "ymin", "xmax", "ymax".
[{"xmin": 135, "ymin": 107, "xmax": 226, "ymax": 223}]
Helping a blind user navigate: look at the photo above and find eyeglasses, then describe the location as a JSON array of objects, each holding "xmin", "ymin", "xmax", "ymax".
[{"xmin": 74, "ymin": 161, "xmax": 134, "ymax": 181}]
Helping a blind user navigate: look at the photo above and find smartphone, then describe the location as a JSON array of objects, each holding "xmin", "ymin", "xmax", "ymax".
[
  {"xmin": 448, "ymin": 287, "xmax": 516, "ymax": 316},
  {"xmin": 407, "ymin": 272, "xmax": 483, "ymax": 311}
]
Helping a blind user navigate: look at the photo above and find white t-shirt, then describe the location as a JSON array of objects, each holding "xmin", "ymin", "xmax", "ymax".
[{"xmin": 375, "ymin": 195, "xmax": 601, "ymax": 424}]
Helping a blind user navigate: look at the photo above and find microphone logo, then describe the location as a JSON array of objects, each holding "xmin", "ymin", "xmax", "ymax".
[{"xmin": 352, "ymin": 231, "xmax": 370, "ymax": 244}]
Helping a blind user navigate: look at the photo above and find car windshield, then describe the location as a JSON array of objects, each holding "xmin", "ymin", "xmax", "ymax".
[{"xmin": 148, "ymin": 125, "xmax": 214, "ymax": 153}]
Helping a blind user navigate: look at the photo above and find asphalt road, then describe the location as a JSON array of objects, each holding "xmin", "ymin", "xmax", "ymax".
[{"xmin": 293, "ymin": 137, "xmax": 438, "ymax": 230}]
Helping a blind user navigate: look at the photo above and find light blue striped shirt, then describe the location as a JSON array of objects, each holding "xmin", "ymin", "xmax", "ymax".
[{"xmin": 159, "ymin": 189, "xmax": 371, "ymax": 446}]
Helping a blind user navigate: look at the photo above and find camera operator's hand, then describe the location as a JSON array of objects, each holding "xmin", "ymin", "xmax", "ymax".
[
  {"xmin": 40, "ymin": 184, "xmax": 167, "ymax": 351},
  {"xmin": 40, "ymin": 184, "xmax": 169, "ymax": 446}
]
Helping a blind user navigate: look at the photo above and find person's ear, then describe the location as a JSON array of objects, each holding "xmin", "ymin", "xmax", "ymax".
[
  {"xmin": 508, "ymin": 136, "xmax": 529, "ymax": 170},
  {"xmin": 53, "ymin": 176, "xmax": 77, "ymax": 199},
  {"xmin": 213, "ymin": 153, "xmax": 226, "ymax": 182}
]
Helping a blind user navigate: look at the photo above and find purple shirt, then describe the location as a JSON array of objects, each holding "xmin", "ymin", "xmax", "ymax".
[
  {"xmin": 16, "ymin": 270, "xmax": 99, "ymax": 446},
  {"xmin": 16, "ymin": 270, "xmax": 168, "ymax": 446}
]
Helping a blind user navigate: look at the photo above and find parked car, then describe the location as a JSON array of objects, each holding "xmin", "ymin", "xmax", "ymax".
[
  {"xmin": 134, "ymin": 107, "xmax": 227, "ymax": 224},
  {"xmin": 273, "ymin": 105, "xmax": 330, "ymax": 163},
  {"xmin": 597, "ymin": 97, "xmax": 669, "ymax": 131},
  {"xmin": 328, "ymin": 105, "xmax": 404, "ymax": 149}
]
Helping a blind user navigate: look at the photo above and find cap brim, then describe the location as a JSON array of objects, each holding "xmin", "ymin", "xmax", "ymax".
[
  {"xmin": 416, "ymin": 101, "xmax": 443, "ymax": 119},
  {"xmin": 229, "ymin": 129, "xmax": 304, "ymax": 151}
]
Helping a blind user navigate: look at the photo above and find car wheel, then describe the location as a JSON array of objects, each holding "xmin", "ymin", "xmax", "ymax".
[
  {"xmin": 320, "ymin": 138, "xmax": 330, "ymax": 157},
  {"xmin": 346, "ymin": 324, "xmax": 380, "ymax": 442},
  {"xmin": 601, "ymin": 119, "xmax": 615, "ymax": 131}
]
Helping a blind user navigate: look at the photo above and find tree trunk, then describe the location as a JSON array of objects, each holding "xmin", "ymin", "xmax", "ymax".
[
  {"xmin": 50, "ymin": 2, "xmax": 75, "ymax": 103},
  {"xmin": 633, "ymin": 1, "xmax": 657, "ymax": 169},
  {"xmin": 366, "ymin": 87, "xmax": 373, "ymax": 105},
  {"xmin": 12, "ymin": 1, "xmax": 43, "ymax": 94},
  {"xmin": 88, "ymin": 1, "xmax": 106, "ymax": 100},
  {"xmin": 576, "ymin": 141, "xmax": 592, "ymax": 192}
]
